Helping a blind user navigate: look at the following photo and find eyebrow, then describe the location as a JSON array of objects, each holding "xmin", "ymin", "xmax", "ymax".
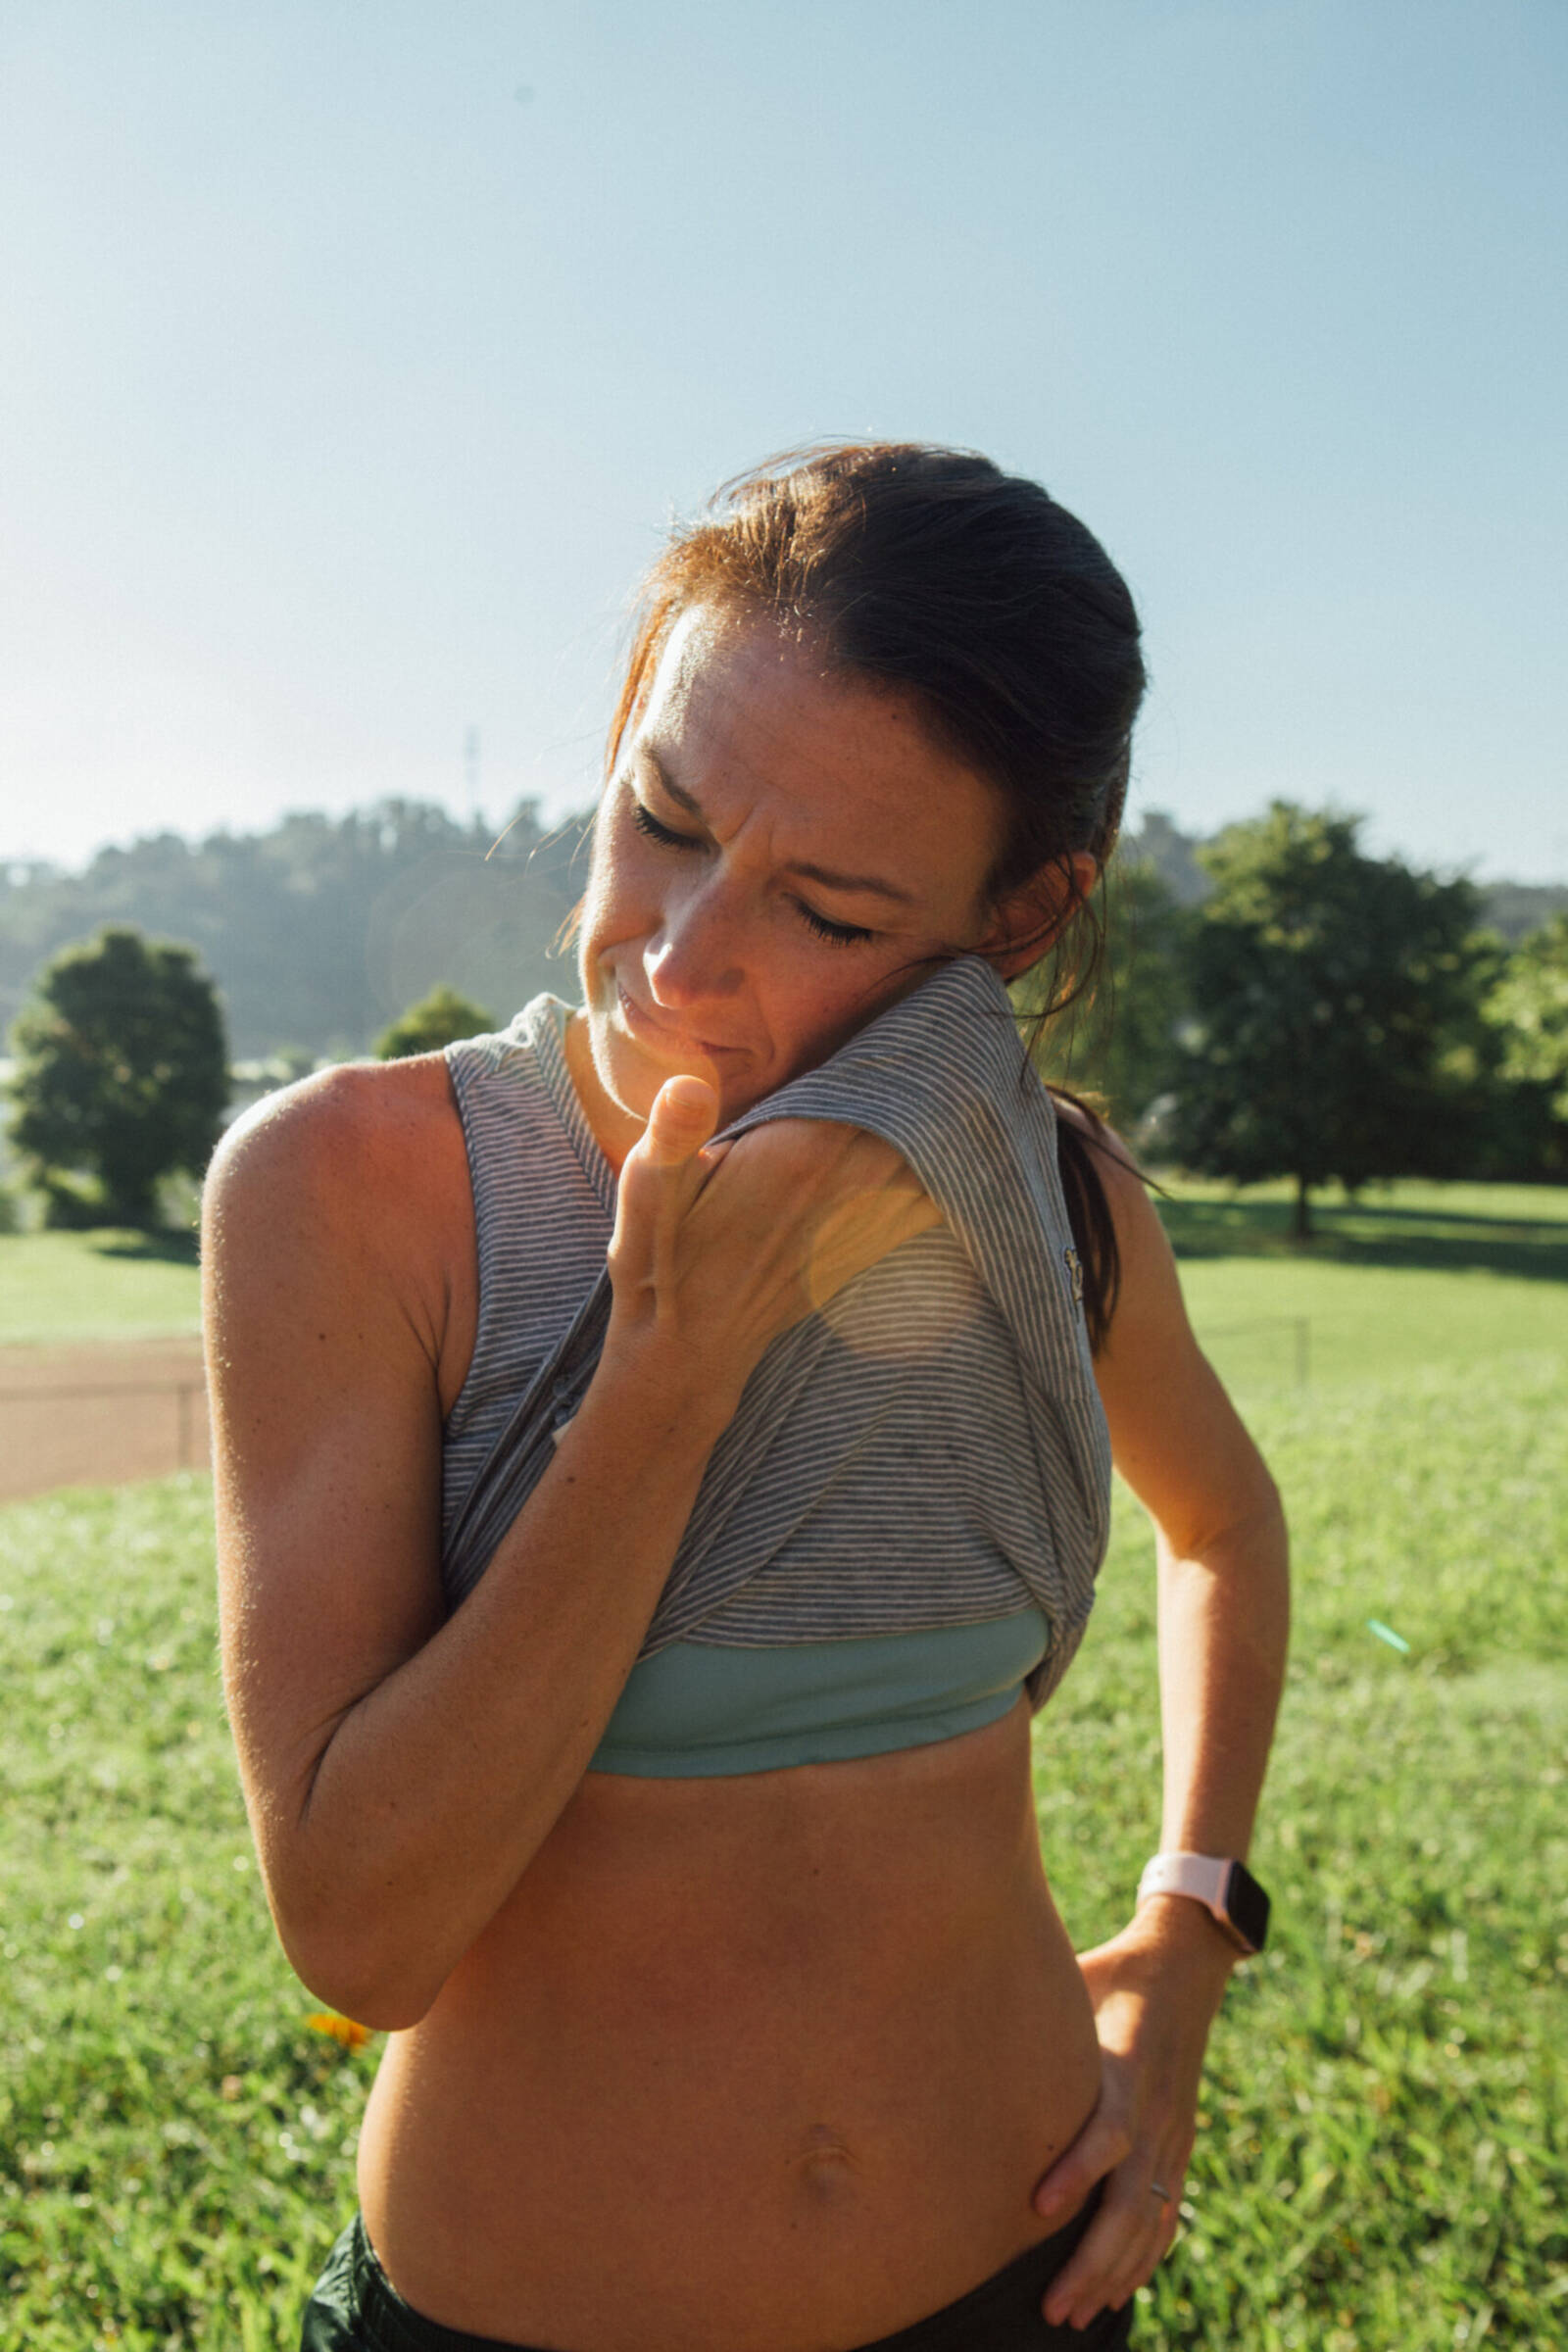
[{"xmin": 639, "ymin": 752, "xmax": 917, "ymax": 906}]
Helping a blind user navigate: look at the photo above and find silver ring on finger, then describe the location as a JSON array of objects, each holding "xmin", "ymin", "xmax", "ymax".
[{"xmin": 1150, "ymin": 2180, "xmax": 1173, "ymax": 2202}]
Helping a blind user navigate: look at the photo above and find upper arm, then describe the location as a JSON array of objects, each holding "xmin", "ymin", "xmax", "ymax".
[
  {"xmin": 202, "ymin": 1064, "xmax": 457, "ymax": 1873},
  {"xmin": 1072, "ymin": 1125, "xmax": 1283, "ymax": 1557}
]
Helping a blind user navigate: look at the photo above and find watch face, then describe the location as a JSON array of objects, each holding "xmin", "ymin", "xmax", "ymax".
[{"xmin": 1224, "ymin": 1861, "xmax": 1271, "ymax": 1954}]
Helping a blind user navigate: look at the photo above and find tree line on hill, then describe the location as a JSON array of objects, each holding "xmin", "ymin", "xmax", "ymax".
[
  {"xmin": 0, "ymin": 799, "xmax": 592, "ymax": 1063},
  {"xmin": 3, "ymin": 797, "xmax": 1566, "ymax": 1233}
]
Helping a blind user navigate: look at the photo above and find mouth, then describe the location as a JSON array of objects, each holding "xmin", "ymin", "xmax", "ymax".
[{"xmin": 614, "ymin": 980, "xmax": 736, "ymax": 1061}]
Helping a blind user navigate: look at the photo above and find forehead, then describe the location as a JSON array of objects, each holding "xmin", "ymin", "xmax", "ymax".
[{"xmin": 632, "ymin": 606, "xmax": 1002, "ymax": 861}]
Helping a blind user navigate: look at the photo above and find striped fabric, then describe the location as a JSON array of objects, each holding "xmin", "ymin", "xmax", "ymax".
[{"xmin": 442, "ymin": 956, "xmax": 1112, "ymax": 1709}]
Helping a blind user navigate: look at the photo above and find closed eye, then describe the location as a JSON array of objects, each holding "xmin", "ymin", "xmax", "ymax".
[
  {"xmin": 796, "ymin": 905, "xmax": 875, "ymax": 948},
  {"xmin": 631, "ymin": 800, "xmax": 874, "ymax": 948},
  {"xmin": 632, "ymin": 802, "xmax": 700, "ymax": 852}
]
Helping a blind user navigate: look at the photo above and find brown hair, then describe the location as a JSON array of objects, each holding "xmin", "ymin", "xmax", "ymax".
[{"xmin": 603, "ymin": 442, "xmax": 1147, "ymax": 1348}]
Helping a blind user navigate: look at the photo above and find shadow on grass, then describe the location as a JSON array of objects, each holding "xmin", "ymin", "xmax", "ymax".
[
  {"xmin": 88, "ymin": 1229, "xmax": 201, "ymax": 1268},
  {"xmin": 1158, "ymin": 1194, "xmax": 1568, "ymax": 1281}
]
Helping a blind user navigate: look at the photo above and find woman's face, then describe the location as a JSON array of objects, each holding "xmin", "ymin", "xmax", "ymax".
[{"xmin": 569, "ymin": 606, "xmax": 1019, "ymax": 1159}]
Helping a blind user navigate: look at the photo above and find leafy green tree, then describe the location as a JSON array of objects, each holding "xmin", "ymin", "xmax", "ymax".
[
  {"xmin": 1487, "ymin": 914, "xmax": 1568, "ymax": 1115},
  {"xmin": 1024, "ymin": 858, "xmax": 1192, "ymax": 1132},
  {"xmin": 8, "ymin": 926, "xmax": 229, "ymax": 1228},
  {"xmin": 374, "ymin": 983, "xmax": 496, "ymax": 1060},
  {"xmin": 1168, "ymin": 805, "xmax": 1493, "ymax": 1237},
  {"xmin": 1481, "ymin": 914, "xmax": 1568, "ymax": 1179}
]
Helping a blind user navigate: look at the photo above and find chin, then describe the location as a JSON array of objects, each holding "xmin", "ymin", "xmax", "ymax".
[{"xmin": 589, "ymin": 1019, "xmax": 661, "ymax": 1120}]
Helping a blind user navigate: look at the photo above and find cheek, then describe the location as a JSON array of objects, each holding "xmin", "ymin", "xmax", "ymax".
[
  {"xmin": 582, "ymin": 823, "xmax": 656, "ymax": 948},
  {"xmin": 761, "ymin": 964, "xmax": 902, "ymax": 1083}
]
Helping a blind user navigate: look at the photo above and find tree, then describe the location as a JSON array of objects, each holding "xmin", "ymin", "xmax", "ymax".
[
  {"xmin": 1482, "ymin": 914, "xmax": 1568, "ymax": 1179},
  {"xmin": 8, "ymin": 926, "xmax": 229, "ymax": 1227},
  {"xmin": 1168, "ymin": 805, "xmax": 1493, "ymax": 1238},
  {"xmin": 0, "ymin": 796, "xmax": 589, "ymax": 1059},
  {"xmin": 1487, "ymin": 914, "xmax": 1568, "ymax": 1114},
  {"xmin": 1024, "ymin": 858, "xmax": 1192, "ymax": 1132},
  {"xmin": 374, "ymin": 983, "xmax": 496, "ymax": 1060}
]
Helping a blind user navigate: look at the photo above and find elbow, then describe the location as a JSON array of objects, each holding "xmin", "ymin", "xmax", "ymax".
[
  {"xmin": 279, "ymin": 1921, "xmax": 447, "ymax": 2036},
  {"xmin": 1254, "ymin": 1467, "xmax": 1289, "ymax": 1558},
  {"xmin": 1159, "ymin": 1464, "xmax": 1291, "ymax": 1596},
  {"xmin": 267, "ymin": 1864, "xmax": 451, "ymax": 2035}
]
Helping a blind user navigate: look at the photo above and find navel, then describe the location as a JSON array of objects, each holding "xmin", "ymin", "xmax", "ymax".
[{"xmin": 787, "ymin": 2122, "xmax": 858, "ymax": 2199}]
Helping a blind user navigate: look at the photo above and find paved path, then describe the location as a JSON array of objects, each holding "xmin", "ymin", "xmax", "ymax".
[{"xmin": 0, "ymin": 1338, "xmax": 209, "ymax": 1503}]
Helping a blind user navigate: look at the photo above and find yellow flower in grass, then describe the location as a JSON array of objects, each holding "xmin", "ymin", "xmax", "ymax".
[{"xmin": 306, "ymin": 2011, "xmax": 372, "ymax": 2049}]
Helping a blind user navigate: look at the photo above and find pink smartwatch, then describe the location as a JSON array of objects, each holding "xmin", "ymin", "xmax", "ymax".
[{"xmin": 1136, "ymin": 1852, "xmax": 1270, "ymax": 1956}]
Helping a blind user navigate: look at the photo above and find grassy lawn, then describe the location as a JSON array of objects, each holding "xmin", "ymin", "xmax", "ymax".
[
  {"xmin": 1, "ymin": 1193, "xmax": 1564, "ymax": 2346},
  {"xmin": 0, "ymin": 1232, "xmax": 201, "ymax": 1347},
  {"xmin": 2, "ymin": 1176, "xmax": 1561, "ymax": 1360},
  {"xmin": 1161, "ymin": 1180, "xmax": 1567, "ymax": 1394}
]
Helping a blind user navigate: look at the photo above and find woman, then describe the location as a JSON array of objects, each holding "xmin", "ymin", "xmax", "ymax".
[{"xmin": 205, "ymin": 444, "xmax": 1289, "ymax": 2351}]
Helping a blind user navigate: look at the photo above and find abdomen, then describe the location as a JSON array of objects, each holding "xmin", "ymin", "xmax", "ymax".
[{"xmin": 358, "ymin": 1701, "xmax": 1101, "ymax": 2352}]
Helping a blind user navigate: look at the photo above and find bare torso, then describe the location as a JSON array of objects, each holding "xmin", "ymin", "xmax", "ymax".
[{"xmin": 351, "ymin": 1058, "xmax": 1102, "ymax": 2351}]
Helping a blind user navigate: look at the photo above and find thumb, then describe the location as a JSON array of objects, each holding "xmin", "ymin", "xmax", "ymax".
[{"xmin": 641, "ymin": 1074, "xmax": 720, "ymax": 1165}]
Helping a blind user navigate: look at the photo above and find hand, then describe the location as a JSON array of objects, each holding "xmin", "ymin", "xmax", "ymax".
[
  {"xmin": 607, "ymin": 1075, "xmax": 941, "ymax": 1410},
  {"xmin": 1030, "ymin": 1912, "xmax": 1236, "ymax": 2331}
]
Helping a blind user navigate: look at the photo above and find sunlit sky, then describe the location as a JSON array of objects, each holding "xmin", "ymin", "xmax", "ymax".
[{"xmin": 4, "ymin": 1, "xmax": 1565, "ymax": 880}]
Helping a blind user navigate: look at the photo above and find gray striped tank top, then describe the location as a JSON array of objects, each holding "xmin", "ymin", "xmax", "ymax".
[{"xmin": 442, "ymin": 956, "xmax": 1112, "ymax": 1774}]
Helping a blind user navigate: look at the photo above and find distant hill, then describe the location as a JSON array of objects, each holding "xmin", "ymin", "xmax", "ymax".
[
  {"xmin": 3, "ymin": 798, "xmax": 1562, "ymax": 1064},
  {"xmin": 0, "ymin": 800, "xmax": 592, "ymax": 1060},
  {"xmin": 1118, "ymin": 809, "xmax": 1567, "ymax": 943},
  {"xmin": 1479, "ymin": 880, "xmax": 1568, "ymax": 943}
]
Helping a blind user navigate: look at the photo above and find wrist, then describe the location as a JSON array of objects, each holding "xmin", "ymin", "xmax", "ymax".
[
  {"xmin": 596, "ymin": 1319, "xmax": 747, "ymax": 1448},
  {"xmin": 1119, "ymin": 1899, "xmax": 1240, "ymax": 2020},
  {"xmin": 1128, "ymin": 1889, "xmax": 1242, "ymax": 1967},
  {"xmin": 1138, "ymin": 1849, "xmax": 1270, "ymax": 1958}
]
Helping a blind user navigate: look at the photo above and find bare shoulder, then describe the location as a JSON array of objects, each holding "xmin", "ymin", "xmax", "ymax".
[
  {"xmin": 211, "ymin": 1053, "xmax": 463, "ymax": 1237},
  {"xmin": 204, "ymin": 1052, "xmax": 475, "ymax": 1405}
]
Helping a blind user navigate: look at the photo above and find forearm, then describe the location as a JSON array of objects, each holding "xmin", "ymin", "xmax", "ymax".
[
  {"xmin": 1154, "ymin": 1486, "xmax": 1289, "ymax": 1860},
  {"xmin": 1032, "ymin": 1491, "xmax": 1290, "ymax": 2281},
  {"xmin": 276, "ymin": 1335, "xmax": 735, "ymax": 2027}
]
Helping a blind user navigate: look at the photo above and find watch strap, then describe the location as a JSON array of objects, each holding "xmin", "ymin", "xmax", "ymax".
[{"xmin": 1137, "ymin": 1851, "xmax": 1262, "ymax": 1954}]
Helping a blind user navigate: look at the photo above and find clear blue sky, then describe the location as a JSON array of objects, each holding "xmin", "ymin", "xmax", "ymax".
[{"xmin": 4, "ymin": 0, "xmax": 1564, "ymax": 881}]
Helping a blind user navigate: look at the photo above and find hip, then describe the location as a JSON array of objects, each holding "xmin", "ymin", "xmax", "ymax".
[{"xmin": 302, "ymin": 2194, "xmax": 1134, "ymax": 2352}]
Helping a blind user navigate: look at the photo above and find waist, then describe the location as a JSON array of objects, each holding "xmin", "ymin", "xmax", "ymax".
[{"xmin": 358, "ymin": 1704, "xmax": 1102, "ymax": 2348}]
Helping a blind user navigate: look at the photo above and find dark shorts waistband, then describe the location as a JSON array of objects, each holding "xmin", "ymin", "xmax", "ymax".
[{"xmin": 299, "ymin": 2197, "xmax": 1133, "ymax": 2352}]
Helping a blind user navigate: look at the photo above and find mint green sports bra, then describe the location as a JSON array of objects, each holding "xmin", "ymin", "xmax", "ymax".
[{"xmin": 589, "ymin": 1608, "xmax": 1050, "ymax": 1777}]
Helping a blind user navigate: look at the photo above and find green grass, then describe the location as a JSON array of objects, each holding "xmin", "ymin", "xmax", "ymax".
[
  {"xmin": 1047, "ymin": 1353, "xmax": 1567, "ymax": 2347},
  {"xmin": 1, "ymin": 1180, "xmax": 1561, "ymax": 1358},
  {"xmin": 0, "ymin": 1231, "xmax": 202, "ymax": 1346},
  {"xmin": 1, "ymin": 1204, "xmax": 1564, "ymax": 2346},
  {"xmin": 1161, "ymin": 1177, "xmax": 1567, "ymax": 1395}
]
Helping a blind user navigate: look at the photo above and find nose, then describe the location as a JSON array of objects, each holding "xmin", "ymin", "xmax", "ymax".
[{"xmin": 645, "ymin": 874, "xmax": 746, "ymax": 1007}]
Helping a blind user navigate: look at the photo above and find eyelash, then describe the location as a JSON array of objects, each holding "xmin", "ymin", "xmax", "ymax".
[{"xmin": 630, "ymin": 800, "xmax": 874, "ymax": 948}]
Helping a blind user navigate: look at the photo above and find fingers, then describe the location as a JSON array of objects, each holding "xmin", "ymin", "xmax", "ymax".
[
  {"xmin": 611, "ymin": 1105, "xmax": 935, "ymax": 1365},
  {"xmin": 1041, "ymin": 2161, "xmax": 1184, "ymax": 2332},
  {"xmin": 640, "ymin": 1075, "xmax": 719, "ymax": 1165},
  {"xmin": 612, "ymin": 1079, "xmax": 722, "ymax": 1312},
  {"xmin": 1031, "ymin": 2071, "xmax": 1174, "ymax": 2333},
  {"xmin": 1033, "ymin": 2106, "xmax": 1131, "ymax": 2228}
]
